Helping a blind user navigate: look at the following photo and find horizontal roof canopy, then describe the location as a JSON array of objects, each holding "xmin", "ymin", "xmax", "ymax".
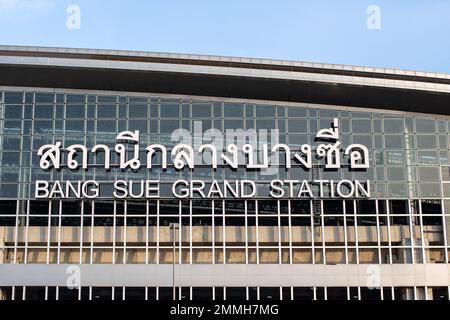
[{"xmin": 0, "ymin": 45, "xmax": 449, "ymax": 116}]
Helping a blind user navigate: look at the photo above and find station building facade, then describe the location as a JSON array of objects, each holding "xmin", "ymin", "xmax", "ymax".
[{"xmin": 0, "ymin": 46, "xmax": 450, "ymax": 300}]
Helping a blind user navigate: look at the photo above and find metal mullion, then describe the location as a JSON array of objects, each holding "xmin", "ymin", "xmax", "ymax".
[
  {"xmin": 189, "ymin": 200, "xmax": 192, "ymax": 265},
  {"xmin": 178, "ymin": 201, "xmax": 182, "ymax": 265},
  {"xmin": 245, "ymin": 200, "xmax": 248, "ymax": 264},
  {"xmin": 354, "ymin": 199, "xmax": 359, "ymax": 265},
  {"xmin": 407, "ymin": 199, "xmax": 416, "ymax": 264},
  {"xmin": 90, "ymin": 202, "xmax": 94, "ymax": 264},
  {"xmin": 112, "ymin": 200, "xmax": 117, "ymax": 264},
  {"xmin": 321, "ymin": 200, "xmax": 325, "ymax": 264},
  {"xmin": 123, "ymin": 200, "xmax": 127, "ymax": 264},
  {"xmin": 145, "ymin": 200, "xmax": 149, "ymax": 265},
  {"xmin": 287, "ymin": 200, "xmax": 292, "ymax": 264},
  {"xmin": 24, "ymin": 200, "xmax": 30, "ymax": 264},
  {"xmin": 375, "ymin": 200, "xmax": 382, "ymax": 264},
  {"xmin": 443, "ymin": 210, "xmax": 450, "ymax": 263},
  {"xmin": 255, "ymin": 201, "xmax": 259, "ymax": 264},
  {"xmin": 440, "ymin": 176, "xmax": 449, "ymax": 263},
  {"xmin": 277, "ymin": 200, "xmax": 282, "ymax": 264},
  {"xmin": 310, "ymin": 201, "xmax": 315, "ymax": 264},
  {"xmin": 386, "ymin": 200, "xmax": 393, "ymax": 264},
  {"xmin": 418, "ymin": 200, "xmax": 426, "ymax": 263},
  {"xmin": 57, "ymin": 200, "xmax": 62, "ymax": 265},
  {"xmin": 13, "ymin": 200, "xmax": 19, "ymax": 264},
  {"xmin": 156, "ymin": 200, "xmax": 160, "ymax": 264},
  {"xmin": 222, "ymin": 200, "xmax": 225, "ymax": 264},
  {"xmin": 79, "ymin": 201, "xmax": 84, "ymax": 264},
  {"xmin": 46, "ymin": 201, "xmax": 52, "ymax": 264},
  {"xmin": 212, "ymin": 201, "xmax": 215, "ymax": 264},
  {"xmin": 343, "ymin": 200, "xmax": 348, "ymax": 264}
]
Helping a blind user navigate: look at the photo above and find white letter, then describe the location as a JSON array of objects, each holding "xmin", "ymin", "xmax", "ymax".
[
  {"xmin": 172, "ymin": 180, "xmax": 189, "ymax": 198},
  {"xmin": 270, "ymin": 180, "xmax": 285, "ymax": 198},
  {"xmin": 113, "ymin": 180, "xmax": 128, "ymax": 198},
  {"xmin": 355, "ymin": 180, "xmax": 371, "ymax": 198},
  {"xmin": 240, "ymin": 180, "xmax": 256, "ymax": 198},
  {"xmin": 83, "ymin": 181, "xmax": 99, "ymax": 199},
  {"xmin": 35, "ymin": 181, "xmax": 49, "ymax": 198}
]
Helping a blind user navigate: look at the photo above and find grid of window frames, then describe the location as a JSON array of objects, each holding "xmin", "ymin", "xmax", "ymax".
[
  {"xmin": 0, "ymin": 286, "xmax": 449, "ymax": 300},
  {"xmin": 1, "ymin": 90, "xmax": 450, "ymax": 300}
]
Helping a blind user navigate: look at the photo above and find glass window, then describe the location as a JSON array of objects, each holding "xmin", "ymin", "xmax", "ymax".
[
  {"xmin": 352, "ymin": 119, "xmax": 372, "ymax": 133},
  {"xmin": 4, "ymin": 105, "xmax": 23, "ymax": 119},
  {"xmin": 35, "ymin": 93, "xmax": 54, "ymax": 104},
  {"xmin": 416, "ymin": 118, "xmax": 436, "ymax": 133},
  {"xmin": 160, "ymin": 101, "xmax": 180, "ymax": 118},
  {"xmin": 192, "ymin": 102, "xmax": 211, "ymax": 118},
  {"xmin": 419, "ymin": 167, "xmax": 440, "ymax": 182},
  {"xmin": 97, "ymin": 120, "xmax": 116, "ymax": 133},
  {"xmin": 65, "ymin": 120, "xmax": 85, "ymax": 132},
  {"xmin": 4, "ymin": 91, "xmax": 23, "ymax": 104},
  {"xmin": 387, "ymin": 167, "xmax": 406, "ymax": 181},
  {"xmin": 441, "ymin": 167, "xmax": 450, "ymax": 181},
  {"xmin": 384, "ymin": 135, "xmax": 405, "ymax": 149},
  {"xmin": 129, "ymin": 119, "xmax": 148, "ymax": 132},
  {"xmin": 97, "ymin": 104, "xmax": 116, "ymax": 118},
  {"xmin": 287, "ymin": 107, "xmax": 307, "ymax": 117},
  {"xmin": 34, "ymin": 105, "xmax": 53, "ymax": 119},
  {"xmin": 420, "ymin": 183, "xmax": 441, "ymax": 198},
  {"xmin": 418, "ymin": 151, "xmax": 439, "ymax": 165},
  {"xmin": 416, "ymin": 135, "xmax": 437, "ymax": 149},
  {"xmin": 224, "ymin": 103, "xmax": 244, "ymax": 118},
  {"xmin": 160, "ymin": 120, "xmax": 180, "ymax": 134},
  {"xmin": 129, "ymin": 104, "xmax": 148, "ymax": 118},
  {"xmin": 256, "ymin": 119, "xmax": 275, "ymax": 130},
  {"xmin": 256, "ymin": 105, "xmax": 275, "ymax": 118},
  {"xmin": 66, "ymin": 94, "xmax": 85, "ymax": 104},
  {"xmin": 288, "ymin": 119, "xmax": 307, "ymax": 133},
  {"xmin": 66, "ymin": 104, "xmax": 85, "ymax": 118},
  {"xmin": 383, "ymin": 118, "xmax": 404, "ymax": 133}
]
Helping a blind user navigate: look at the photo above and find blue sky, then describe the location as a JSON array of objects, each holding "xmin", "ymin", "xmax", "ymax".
[{"xmin": 0, "ymin": 0, "xmax": 449, "ymax": 73}]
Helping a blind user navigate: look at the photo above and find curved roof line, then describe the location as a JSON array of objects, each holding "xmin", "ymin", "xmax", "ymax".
[
  {"xmin": 0, "ymin": 44, "xmax": 449, "ymax": 84},
  {"xmin": 0, "ymin": 45, "xmax": 450, "ymax": 116}
]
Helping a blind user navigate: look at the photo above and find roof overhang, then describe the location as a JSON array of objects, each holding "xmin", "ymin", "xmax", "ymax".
[{"xmin": 0, "ymin": 45, "xmax": 449, "ymax": 116}]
